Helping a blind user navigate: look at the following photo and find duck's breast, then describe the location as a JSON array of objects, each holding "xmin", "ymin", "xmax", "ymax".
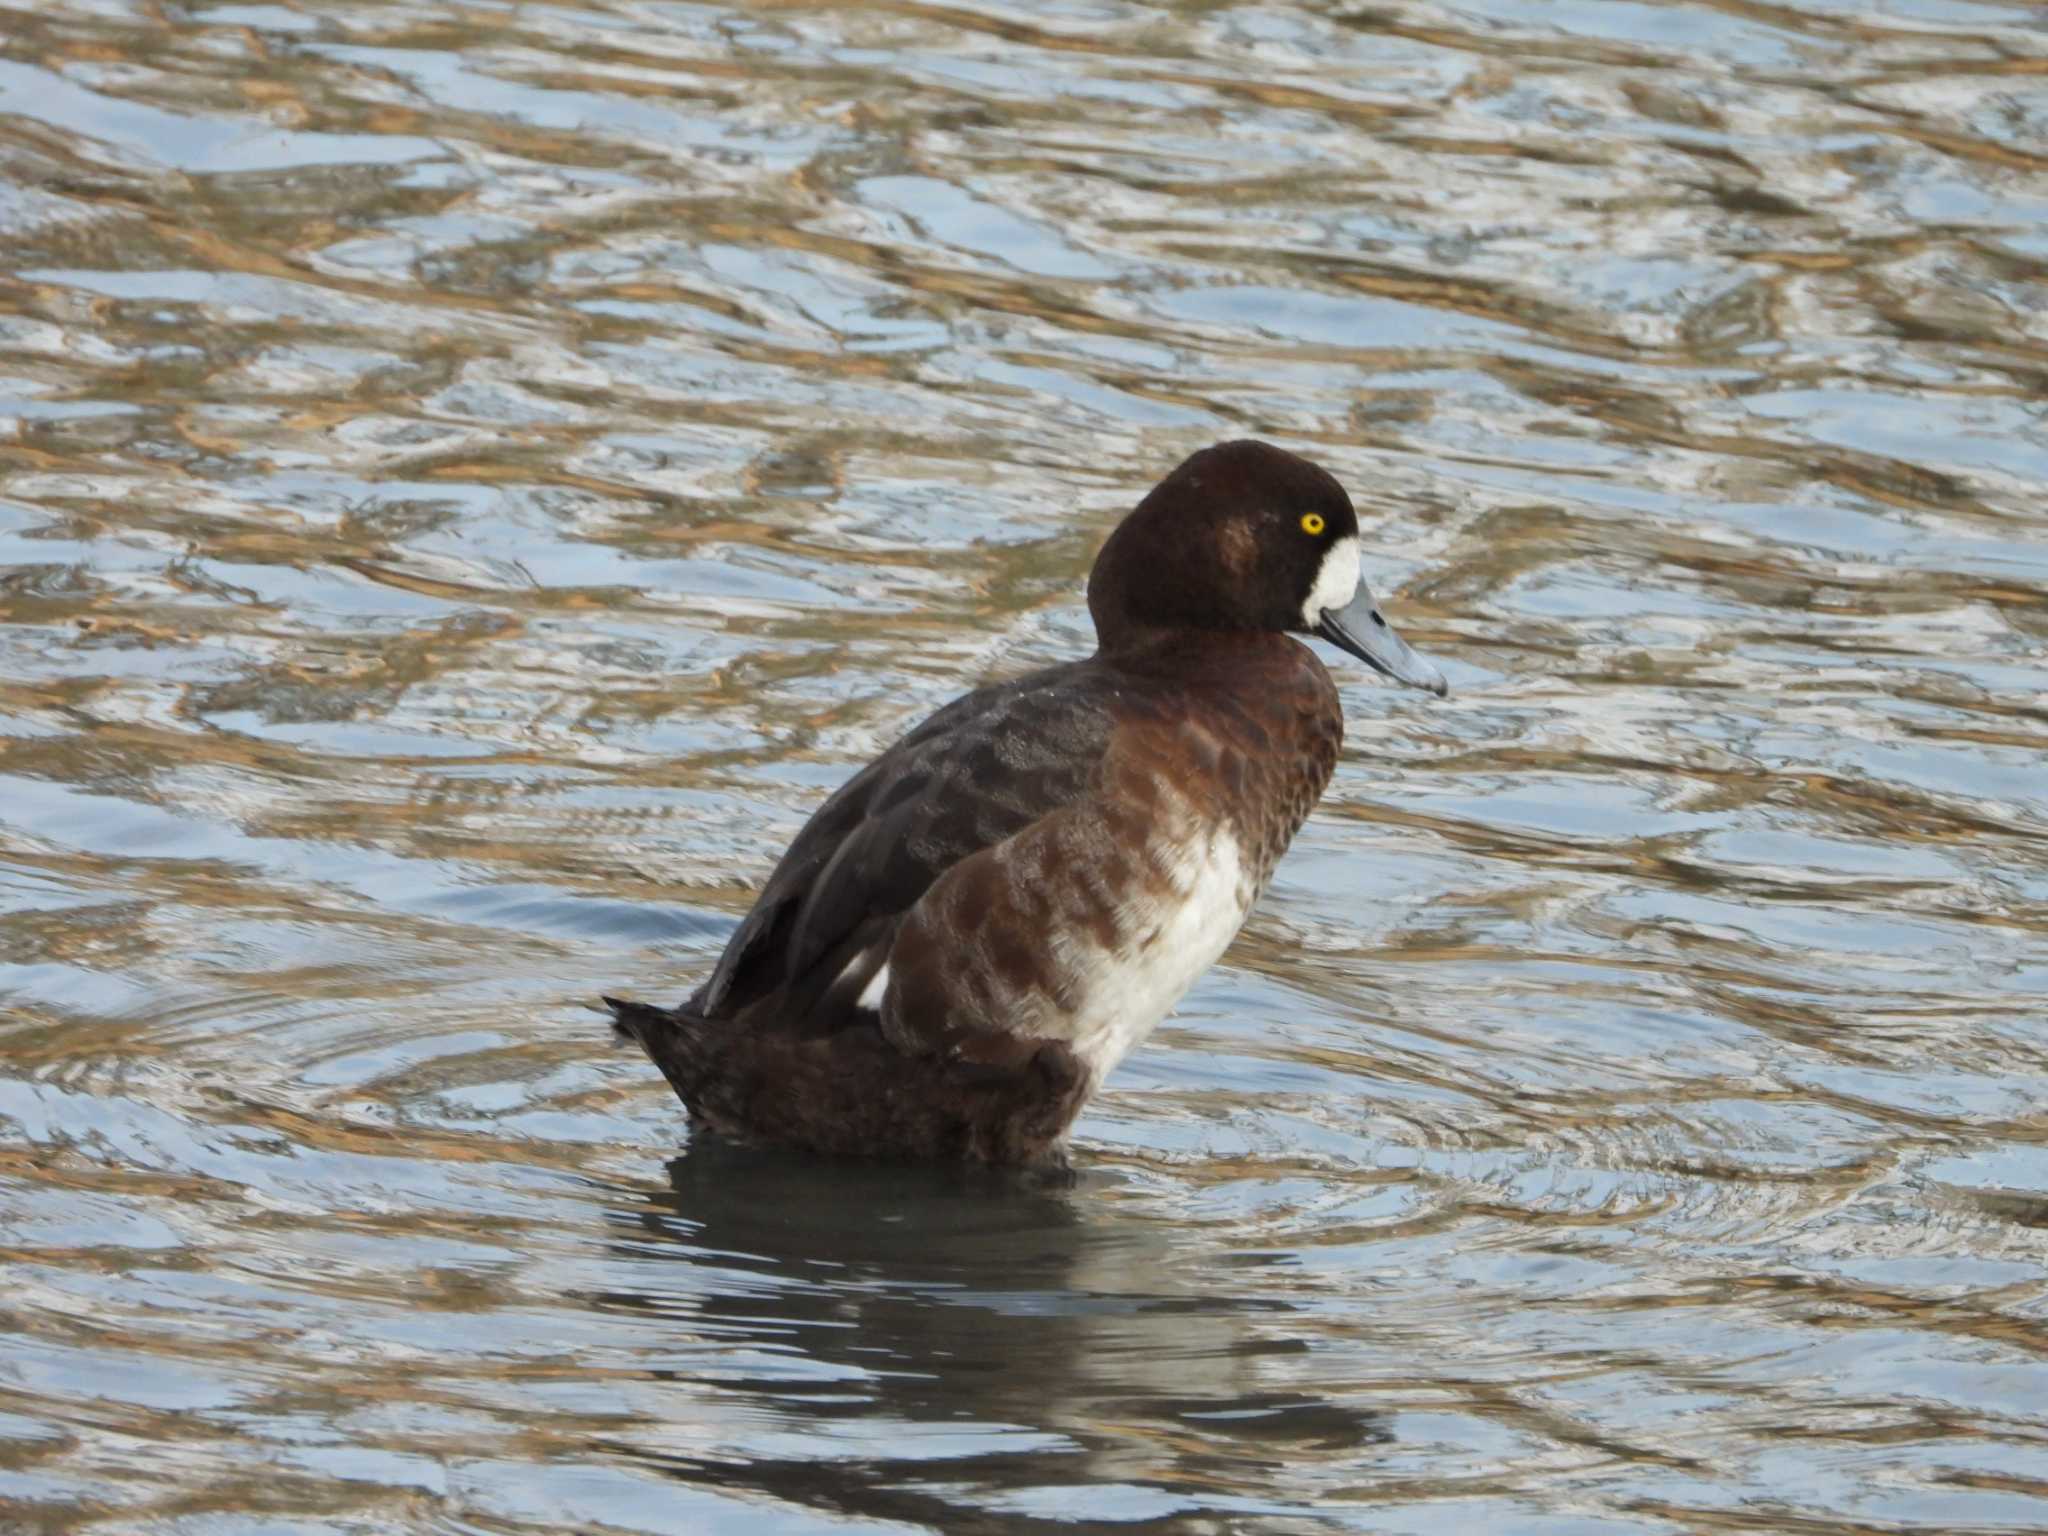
[
  {"xmin": 878, "ymin": 643, "xmax": 1339, "ymax": 1086},
  {"xmin": 1058, "ymin": 810, "xmax": 1255, "ymax": 1083}
]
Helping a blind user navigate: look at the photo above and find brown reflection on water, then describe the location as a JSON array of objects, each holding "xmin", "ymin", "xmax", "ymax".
[{"xmin": 4, "ymin": 0, "xmax": 2048, "ymax": 1530}]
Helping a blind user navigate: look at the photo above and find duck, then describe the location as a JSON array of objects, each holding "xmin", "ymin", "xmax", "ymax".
[{"xmin": 605, "ymin": 439, "xmax": 1448, "ymax": 1167}]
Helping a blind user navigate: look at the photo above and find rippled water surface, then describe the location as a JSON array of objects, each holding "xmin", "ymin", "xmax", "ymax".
[{"xmin": 4, "ymin": 0, "xmax": 2048, "ymax": 1530}]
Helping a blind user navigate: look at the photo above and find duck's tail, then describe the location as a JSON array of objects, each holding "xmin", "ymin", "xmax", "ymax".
[
  {"xmin": 602, "ymin": 994, "xmax": 718, "ymax": 1103},
  {"xmin": 601, "ymin": 993, "xmax": 674, "ymax": 1047}
]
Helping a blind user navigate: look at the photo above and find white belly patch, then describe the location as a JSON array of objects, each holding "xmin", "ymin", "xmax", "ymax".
[{"xmin": 1062, "ymin": 828, "xmax": 1252, "ymax": 1084}]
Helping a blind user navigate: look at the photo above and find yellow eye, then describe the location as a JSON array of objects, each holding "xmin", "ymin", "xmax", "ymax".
[{"xmin": 1300, "ymin": 512, "xmax": 1325, "ymax": 536}]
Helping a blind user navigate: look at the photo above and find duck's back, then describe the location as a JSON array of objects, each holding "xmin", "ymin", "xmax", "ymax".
[{"xmin": 692, "ymin": 661, "xmax": 1122, "ymax": 1037}]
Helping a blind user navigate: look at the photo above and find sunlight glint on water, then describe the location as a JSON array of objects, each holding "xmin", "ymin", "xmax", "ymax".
[{"xmin": 2, "ymin": 0, "xmax": 2047, "ymax": 1530}]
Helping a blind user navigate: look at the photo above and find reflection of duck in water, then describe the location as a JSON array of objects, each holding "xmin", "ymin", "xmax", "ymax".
[
  {"xmin": 606, "ymin": 441, "xmax": 1446, "ymax": 1164},
  {"xmin": 584, "ymin": 1140, "xmax": 1390, "ymax": 1525}
]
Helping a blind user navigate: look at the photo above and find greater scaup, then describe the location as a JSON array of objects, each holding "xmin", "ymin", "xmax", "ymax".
[{"xmin": 606, "ymin": 440, "xmax": 1447, "ymax": 1165}]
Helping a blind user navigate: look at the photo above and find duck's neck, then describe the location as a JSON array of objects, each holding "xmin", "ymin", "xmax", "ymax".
[{"xmin": 1094, "ymin": 625, "xmax": 1313, "ymax": 680}]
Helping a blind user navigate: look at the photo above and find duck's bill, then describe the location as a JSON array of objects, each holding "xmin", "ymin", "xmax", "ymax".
[{"xmin": 1316, "ymin": 588, "xmax": 1449, "ymax": 696}]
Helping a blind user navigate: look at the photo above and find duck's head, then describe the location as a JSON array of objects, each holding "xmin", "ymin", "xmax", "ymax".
[{"xmin": 1087, "ymin": 439, "xmax": 1448, "ymax": 695}]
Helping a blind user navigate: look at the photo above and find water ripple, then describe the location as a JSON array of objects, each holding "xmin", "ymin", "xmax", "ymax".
[{"xmin": 3, "ymin": 0, "xmax": 2047, "ymax": 1529}]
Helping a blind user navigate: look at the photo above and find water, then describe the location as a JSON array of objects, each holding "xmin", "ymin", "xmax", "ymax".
[{"xmin": 3, "ymin": 0, "xmax": 2046, "ymax": 1530}]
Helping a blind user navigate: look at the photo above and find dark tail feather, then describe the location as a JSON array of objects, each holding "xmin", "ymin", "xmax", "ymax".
[
  {"xmin": 602, "ymin": 993, "xmax": 680, "ymax": 1046},
  {"xmin": 602, "ymin": 994, "xmax": 714, "ymax": 1107}
]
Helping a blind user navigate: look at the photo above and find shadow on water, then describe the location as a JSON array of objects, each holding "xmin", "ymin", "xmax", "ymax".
[{"xmin": 586, "ymin": 1138, "xmax": 1387, "ymax": 1530}]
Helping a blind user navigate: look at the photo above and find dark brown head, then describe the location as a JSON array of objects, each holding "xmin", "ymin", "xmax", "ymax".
[{"xmin": 1087, "ymin": 440, "xmax": 1447, "ymax": 694}]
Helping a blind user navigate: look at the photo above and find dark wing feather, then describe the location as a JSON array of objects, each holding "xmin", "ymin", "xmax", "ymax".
[{"xmin": 689, "ymin": 662, "xmax": 1118, "ymax": 1032}]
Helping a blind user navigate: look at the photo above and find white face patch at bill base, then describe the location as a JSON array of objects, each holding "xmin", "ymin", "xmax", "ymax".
[{"xmin": 1301, "ymin": 535, "xmax": 1361, "ymax": 628}]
